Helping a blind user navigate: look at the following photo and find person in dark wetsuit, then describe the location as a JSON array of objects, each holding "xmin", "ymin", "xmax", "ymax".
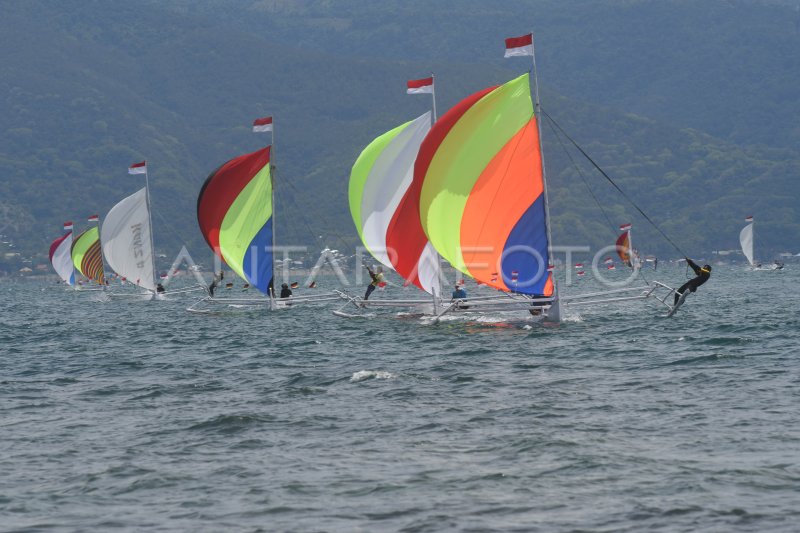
[
  {"xmin": 156, "ymin": 283, "xmax": 165, "ymax": 294},
  {"xmin": 279, "ymin": 283, "xmax": 292, "ymax": 298},
  {"xmin": 208, "ymin": 270, "xmax": 223, "ymax": 297},
  {"xmin": 674, "ymin": 258, "xmax": 711, "ymax": 305}
]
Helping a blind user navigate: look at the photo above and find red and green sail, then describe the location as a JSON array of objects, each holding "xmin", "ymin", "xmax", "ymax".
[
  {"xmin": 408, "ymin": 73, "xmax": 553, "ymax": 296},
  {"xmin": 197, "ymin": 146, "xmax": 273, "ymax": 294}
]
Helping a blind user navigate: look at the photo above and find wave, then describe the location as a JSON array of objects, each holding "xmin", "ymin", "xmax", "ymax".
[{"xmin": 350, "ymin": 370, "xmax": 395, "ymax": 382}]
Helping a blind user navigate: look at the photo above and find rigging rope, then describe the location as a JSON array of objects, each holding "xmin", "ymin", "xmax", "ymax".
[
  {"xmin": 544, "ymin": 115, "xmax": 651, "ymax": 285},
  {"xmin": 541, "ymin": 109, "xmax": 689, "ymax": 259}
]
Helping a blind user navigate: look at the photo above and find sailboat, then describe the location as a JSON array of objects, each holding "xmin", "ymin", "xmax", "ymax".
[
  {"xmin": 71, "ymin": 215, "xmax": 105, "ymax": 288},
  {"xmin": 337, "ymin": 33, "xmax": 668, "ymax": 322},
  {"xmin": 49, "ymin": 221, "xmax": 75, "ymax": 287},
  {"xmin": 336, "ymin": 76, "xmax": 445, "ymax": 316},
  {"xmin": 100, "ymin": 161, "xmax": 159, "ymax": 299},
  {"xmin": 740, "ymin": 215, "xmax": 783, "ymax": 270},
  {"xmin": 100, "ymin": 161, "xmax": 205, "ymax": 299},
  {"xmin": 187, "ymin": 117, "xmax": 339, "ymax": 313}
]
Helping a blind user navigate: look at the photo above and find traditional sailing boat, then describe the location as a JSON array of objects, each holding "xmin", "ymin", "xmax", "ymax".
[
  {"xmin": 187, "ymin": 117, "xmax": 339, "ymax": 313},
  {"xmin": 101, "ymin": 161, "xmax": 159, "ymax": 298},
  {"xmin": 49, "ymin": 221, "xmax": 75, "ymax": 287},
  {"xmin": 101, "ymin": 161, "xmax": 206, "ymax": 299},
  {"xmin": 740, "ymin": 215, "xmax": 783, "ymax": 270},
  {"xmin": 337, "ymin": 76, "xmax": 444, "ymax": 316},
  {"xmin": 338, "ymin": 33, "xmax": 666, "ymax": 322},
  {"xmin": 71, "ymin": 215, "xmax": 105, "ymax": 288}
]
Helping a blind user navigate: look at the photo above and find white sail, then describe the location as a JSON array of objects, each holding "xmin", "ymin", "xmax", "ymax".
[
  {"xmin": 101, "ymin": 187, "xmax": 156, "ymax": 291},
  {"xmin": 739, "ymin": 222, "xmax": 754, "ymax": 266},
  {"xmin": 49, "ymin": 232, "xmax": 74, "ymax": 285}
]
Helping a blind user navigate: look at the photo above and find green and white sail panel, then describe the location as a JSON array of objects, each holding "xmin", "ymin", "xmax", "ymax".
[
  {"xmin": 349, "ymin": 111, "xmax": 440, "ymax": 295},
  {"xmin": 101, "ymin": 187, "xmax": 155, "ymax": 291}
]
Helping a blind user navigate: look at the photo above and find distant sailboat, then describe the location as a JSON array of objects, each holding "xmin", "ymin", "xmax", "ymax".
[
  {"xmin": 740, "ymin": 215, "xmax": 783, "ymax": 270},
  {"xmin": 740, "ymin": 216, "xmax": 755, "ymax": 267},
  {"xmin": 616, "ymin": 223, "xmax": 634, "ymax": 268},
  {"xmin": 101, "ymin": 184, "xmax": 158, "ymax": 297},
  {"xmin": 71, "ymin": 216, "xmax": 105, "ymax": 287},
  {"xmin": 49, "ymin": 221, "xmax": 75, "ymax": 286}
]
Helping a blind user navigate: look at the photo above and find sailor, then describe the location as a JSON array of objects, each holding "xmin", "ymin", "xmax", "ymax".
[
  {"xmin": 208, "ymin": 270, "xmax": 223, "ymax": 297},
  {"xmin": 674, "ymin": 258, "xmax": 711, "ymax": 305},
  {"xmin": 156, "ymin": 283, "xmax": 165, "ymax": 294},
  {"xmin": 452, "ymin": 284, "xmax": 469, "ymax": 309},
  {"xmin": 451, "ymin": 285, "xmax": 467, "ymax": 300},
  {"xmin": 280, "ymin": 283, "xmax": 293, "ymax": 298},
  {"xmin": 363, "ymin": 265, "xmax": 384, "ymax": 300}
]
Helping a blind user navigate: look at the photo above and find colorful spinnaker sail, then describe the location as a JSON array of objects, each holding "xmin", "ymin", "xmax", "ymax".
[
  {"xmin": 49, "ymin": 230, "xmax": 74, "ymax": 285},
  {"xmin": 349, "ymin": 111, "xmax": 441, "ymax": 295},
  {"xmin": 197, "ymin": 146, "xmax": 273, "ymax": 294},
  {"xmin": 740, "ymin": 216, "xmax": 754, "ymax": 266},
  {"xmin": 71, "ymin": 226, "xmax": 104, "ymax": 284},
  {"xmin": 616, "ymin": 223, "xmax": 633, "ymax": 267},
  {"xmin": 412, "ymin": 73, "xmax": 553, "ymax": 296},
  {"xmin": 101, "ymin": 188, "xmax": 155, "ymax": 291}
]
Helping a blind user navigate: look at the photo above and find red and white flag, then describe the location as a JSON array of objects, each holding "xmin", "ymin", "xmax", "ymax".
[
  {"xmin": 619, "ymin": 223, "xmax": 632, "ymax": 232},
  {"xmin": 63, "ymin": 221, "xmax": 73, "ymax": 231},
  {"xmin": 745, "ymin": 215, "xmax": 753, "ymax": 222},
  {"xmin": 504, "ymin": 33, "xmax": 534, "ymax": 58},
  {"xmin": 252, "ymin": 116, "xmax": 273, "ymax": 133},
  {"xmin": 407, "ymin": 77, "xmax": 434, "ymax": 94},
  {"xmin": 88, "ymin": 215, "xmax": 99, "ymax": 223},
  {"xmin": 128, "ymin": 161, "xmax": 147, "ymax": 175}
]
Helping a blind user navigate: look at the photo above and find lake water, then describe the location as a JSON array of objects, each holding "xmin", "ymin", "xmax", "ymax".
[{"xmin": 1, "ymin": 264, "xmax": 798, "ymax": 532}]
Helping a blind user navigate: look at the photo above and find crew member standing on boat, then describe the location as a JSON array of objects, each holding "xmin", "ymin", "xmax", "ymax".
[
  {"xmin": 364, "ymin": 265, "xmax": 384, "ymax": 300},
  {"xmin": 674, "ymin": 258, "xmax": 711, "ymax": 305}
]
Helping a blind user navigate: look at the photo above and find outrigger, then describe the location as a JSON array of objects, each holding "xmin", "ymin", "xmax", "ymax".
[{"xmin": 335, "ymin": 32, "xmax": 685, "ymax": 323}]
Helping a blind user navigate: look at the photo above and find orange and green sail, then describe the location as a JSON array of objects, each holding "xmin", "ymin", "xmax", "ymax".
[
  {"xmin": 71, "ymin": 227, "xmax": 105, "ymax": 284},
  {"xmin": 197, "ymin": 146, "xmax": 273, "ymax": 294},
  {"xmin": 410, "ymin": 73, "xmax": 552, "ymax": 296}
]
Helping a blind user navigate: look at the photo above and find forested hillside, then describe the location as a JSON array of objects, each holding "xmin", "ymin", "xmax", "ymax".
[{"xmin": 1, "ymin": 0, "xmax": 799, "ymax": 270}]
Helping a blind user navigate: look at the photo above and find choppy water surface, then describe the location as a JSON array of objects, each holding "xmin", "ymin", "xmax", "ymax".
[{"xmin": 1, "ymin": 265, "xmax": 799, "ymax": 532}]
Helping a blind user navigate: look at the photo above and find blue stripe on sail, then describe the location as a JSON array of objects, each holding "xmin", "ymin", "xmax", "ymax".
[
  {"xmin": 501, "ymin": 195, "xmax": 550, "ymax": 295},
  {"xmin": 242, "ymin": 217, "xmax": 273, "ymax": 295}
]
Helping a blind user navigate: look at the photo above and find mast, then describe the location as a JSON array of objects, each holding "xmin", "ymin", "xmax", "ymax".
[
  {"xmin": 430, "ymin": 72, "xmax": 442, "ymax": 312},
  {"xmin": 143, "ymin": 161, "xmax": 159, "ymax": 294},
  {"xmin": 431, "ymin": 72, "xmax": 438, "ymax": 122},
  {"xmin": 530, "ymin": 32, "xmax": 561, "ymax": 317},
  {"xmin": 271, "ymin": 120, "xmax": 276, "ymax": 304}
]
